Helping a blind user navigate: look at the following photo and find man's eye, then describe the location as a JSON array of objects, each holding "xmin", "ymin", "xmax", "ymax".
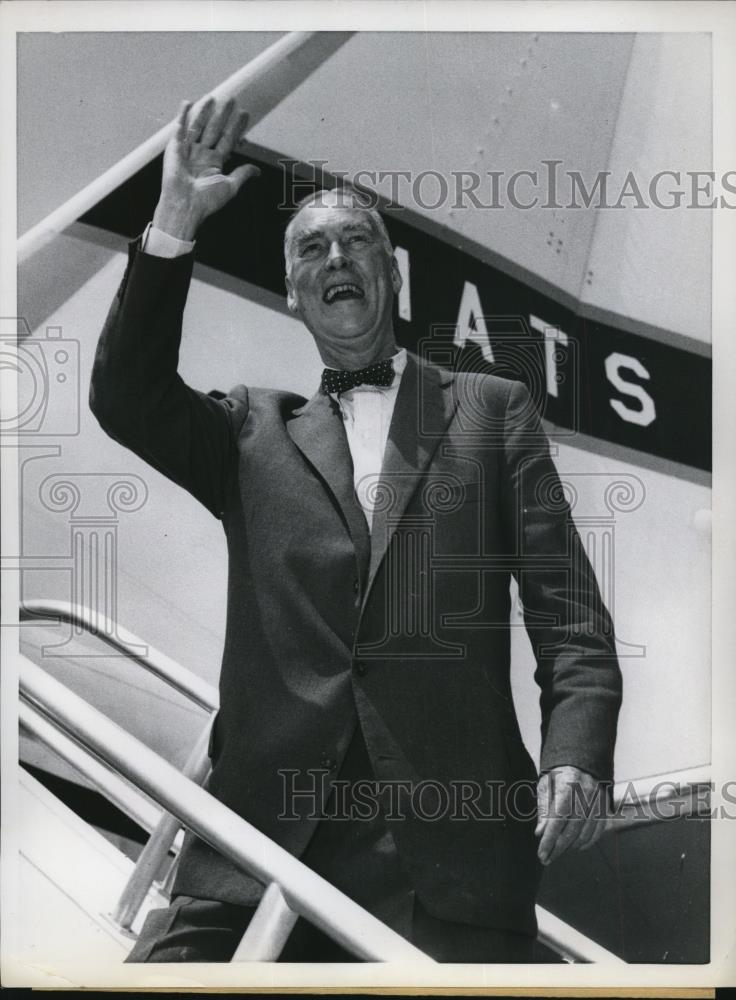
[
  {"xmin": 346, "ymin": 234, "xmax": 368, "ymax": 245},
  {"xmin": 300, "ymin": 243, "xmax": 322, "ymax": 257}
]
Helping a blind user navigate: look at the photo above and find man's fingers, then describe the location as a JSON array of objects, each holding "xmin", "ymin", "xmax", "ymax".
[
  {"xmin": 534, "ymin": 773, "xmax": 551, "ymax": 837},
  {"xmin": 537, "ymin": 815, "xmax": 565, "ymax": 864},
  {"xmin": 536, "ymin": 775, "xmax": 581, "ymax": 863},
  {"xmin": 187, "ymin": 96, "xmax": 215, "ymax": 143},
  {"xmin": 544, "ymin": 816, "xmax": 585, "ymax": 865},
  {"xmin": 216, "ymin": 109, "xmax": 250, "ymax": 159},
  {"xmin": 578, "ymin": 786, "xmax": 611, "ymax": 850},
  {"xmin": 544, "ymin": 786, "xmax": 605, "ymax": 861},
  {"xmin": 228, "ymin": 163, "xmax": 262, "ymax": 192},
  {"xmin": 578, "ymin": 812, "xmax": 608, "ymax": 850},
  {"xmin": 175, "ymin": 101, "xmax": 192, "ymax": 144},
  {"xmin": 201, "ymin": 97, "xmax": 235, "ymax": 149}
]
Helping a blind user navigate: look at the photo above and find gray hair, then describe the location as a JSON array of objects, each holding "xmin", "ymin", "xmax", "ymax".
[{"xmin": 284, "ymin": 187, "xmax": 394, "ymax": 277}]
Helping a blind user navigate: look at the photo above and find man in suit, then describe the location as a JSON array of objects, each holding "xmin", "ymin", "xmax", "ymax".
[{"xmin": 90, "ymin": 95, "xmax": 622, "ymax": 963}]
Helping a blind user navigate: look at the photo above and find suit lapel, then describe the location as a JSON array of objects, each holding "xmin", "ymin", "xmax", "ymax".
[
  {"xmin": 288, "ymin": 389, "xmax": 371, "ymax": 584},
  {"xmin": 366, "ymin": 352, "xmax": 457, "ymax": 589}
]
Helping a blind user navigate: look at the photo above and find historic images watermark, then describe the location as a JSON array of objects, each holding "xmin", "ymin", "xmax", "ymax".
[
  {"xmin": 278, "ymin": 771, "xmax": 734, "ymax": 824},
  {"xmin": 278, "ymin": 160, "xmax": 736, "ymax": 212}
]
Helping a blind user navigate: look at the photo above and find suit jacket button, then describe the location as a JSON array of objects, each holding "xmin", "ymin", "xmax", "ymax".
[
  {"xmin": 352, "ymin": 579, "xmax": 360, "ymax": 594},
  {"xmin": 320, "ymin": 754, "xmax": 336, "ymax": 772},
  {"xmin": 355, "ymin": 661, "xmax": 367, "ymax": 676}
]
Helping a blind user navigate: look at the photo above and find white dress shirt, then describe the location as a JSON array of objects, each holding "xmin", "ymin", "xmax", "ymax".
[
  {"xmin": 141, "ymin": 222, "xmax": 195, "ymax": 258},
  {"xmin": 325, "ymin": 350, "xmax": 407, "ymax": 532},
  {"xmin": 141, "ymin": 223, "xmax": 406, "ymax": 531}
]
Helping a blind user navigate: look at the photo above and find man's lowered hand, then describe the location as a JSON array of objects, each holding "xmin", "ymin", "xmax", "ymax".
[{"xmin": 535, "ymin": 765, "xmax": 610, "ymax": 865}]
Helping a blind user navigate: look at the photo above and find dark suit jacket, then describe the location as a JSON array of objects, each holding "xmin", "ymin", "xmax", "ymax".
[{"xmin": 90, "ymin": 239, "xmax": 622, "ymax": 936}]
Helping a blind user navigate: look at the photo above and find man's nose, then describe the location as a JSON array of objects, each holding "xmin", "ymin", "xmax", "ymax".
[{"xmin": 325, "ymin": 240, "xmax": 349, "ymax": 269}]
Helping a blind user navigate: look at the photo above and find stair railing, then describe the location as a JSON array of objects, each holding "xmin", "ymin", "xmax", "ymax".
[{"xmin": 21, "ymin": 601, "xmax": 672, "ymax": 964}]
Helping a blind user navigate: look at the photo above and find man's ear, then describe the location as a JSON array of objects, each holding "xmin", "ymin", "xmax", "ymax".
[
  {"xmin": 285, "ymin": 276, "xmax": 299, "ymax": 314},
  {"xmin": 391, "ymin": 256, "xmax": 403, "ymax": 296}
]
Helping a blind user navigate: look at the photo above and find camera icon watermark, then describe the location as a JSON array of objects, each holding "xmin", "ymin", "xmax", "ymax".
[{"xmin": 0, "ymin": 318, "xmax": 80, "ymax": 437}]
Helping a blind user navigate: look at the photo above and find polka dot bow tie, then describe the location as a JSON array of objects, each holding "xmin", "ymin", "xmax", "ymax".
[{"xmin": 320, "ymin": 358, "xmax": 395, "ymax": 396}]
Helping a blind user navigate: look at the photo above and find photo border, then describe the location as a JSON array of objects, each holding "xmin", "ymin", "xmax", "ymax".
[{"xmin": 1, "ymin": 0, "xmax": 734, "ymax": 991}]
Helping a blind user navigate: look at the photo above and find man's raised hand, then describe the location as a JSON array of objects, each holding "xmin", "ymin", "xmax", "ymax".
[{"xmin": 152, "ymin": 97, "xmax": 261, "ymax": 241}]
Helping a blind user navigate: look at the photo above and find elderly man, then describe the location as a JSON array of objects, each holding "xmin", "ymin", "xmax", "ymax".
[{"xmin": 90, "ymin": 96, "xmax": 622, "ymax": 963}]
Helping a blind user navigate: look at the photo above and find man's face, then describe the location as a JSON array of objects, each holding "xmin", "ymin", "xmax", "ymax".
[{"xmin": 285, "ymin": 202, "xmax": 402, "ymax": 367}]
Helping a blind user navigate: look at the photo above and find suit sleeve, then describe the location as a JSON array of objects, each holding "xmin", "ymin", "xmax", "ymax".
[
  {"xmin": 89, "ymin": 238, "xmax": 248, "ymax": 519},
  {"xmin": 501, "ymin": 380, "xmax": 623, "ymax": 782}
]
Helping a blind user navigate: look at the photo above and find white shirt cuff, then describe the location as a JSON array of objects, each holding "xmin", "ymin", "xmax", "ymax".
[{"xmin": 141, "ymin": 222, "xmax": 195, "ymax": 258}]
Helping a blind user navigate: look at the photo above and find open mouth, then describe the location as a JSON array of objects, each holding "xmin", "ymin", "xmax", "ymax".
[{"xmin": 323, "ymin": 283, "xmax": 365, "ymax": 304}]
